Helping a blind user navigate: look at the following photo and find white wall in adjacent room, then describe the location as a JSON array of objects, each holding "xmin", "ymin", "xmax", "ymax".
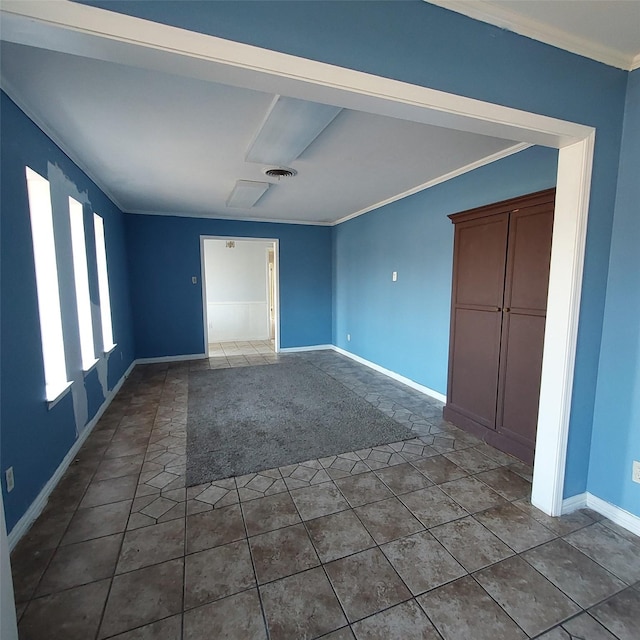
[{"xmin": 204, "ymin": 239, "xmax": 272, "ymax": 342}]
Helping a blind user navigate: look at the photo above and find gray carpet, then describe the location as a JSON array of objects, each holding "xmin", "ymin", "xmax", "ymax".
[{"xmin": 186, "ymin": 360, "xmax": 415, "ymax": 485}]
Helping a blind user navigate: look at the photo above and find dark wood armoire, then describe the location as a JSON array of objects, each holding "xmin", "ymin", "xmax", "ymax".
[{"xmin": 443, "ymin": 189, "xmax": 555, "ymax": 464}]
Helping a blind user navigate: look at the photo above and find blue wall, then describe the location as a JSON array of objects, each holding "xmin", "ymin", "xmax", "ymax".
[
  {"xmin": 589, "ymin": 69, "xmax": 640, "ymax": 516},
  {"xmin": 83, "ymin": 0, "xmax": 630, "ymax": 499},
  {"xmin": 333, "ymin": 146, "xmax": 558, "ymax": 394},
  {"xmin": 5, "ymin": 1, "xmax": 637, "ymax": 523},
  {"xmin": 0, "ymin": 92, "xmax": 135, "ymax": 531},
  {"xmin": 125, "ymin": 215, "xmax": 332, "ymax": 358}
]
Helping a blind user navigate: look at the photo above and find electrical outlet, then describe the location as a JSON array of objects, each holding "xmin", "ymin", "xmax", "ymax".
[
  {"xmin": 347, "ymin": 334, "xmax": 351, "ymax": 342},
  {"xmin": 5, "ymin": 467, "xmax": 14, "ymax": 493},
  {"xmin": 392, "ymin": 271, "xmax": 398, "ymax": 282},
  {"xmin": 633, "ymin": 461, "xmax": 640, "ymax": 484},
  {"xmin": 192, "ymin": 276, "xmax": 198, "ymax": 284}
]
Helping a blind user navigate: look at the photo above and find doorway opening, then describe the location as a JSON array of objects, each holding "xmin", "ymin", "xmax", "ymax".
[{"xmin": 201, "ymin": 236, "xmax": 279, "ymax": 356}]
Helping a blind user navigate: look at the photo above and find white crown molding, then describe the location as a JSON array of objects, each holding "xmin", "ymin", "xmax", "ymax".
[
  {"xmin": 57, "ymin": 142, "xmax": 532, "ymax": 227},
  {"xmin": 0, "ymin": 75, "xmax": 534, "ymax": 227},
  {"xmin": 124, "ymin": 209, "xmax": 332, "ymax": 227},
  {"xmin": 0, "ymin": 1, "xmax": 591, "ymax": 146},
  {"xmin": 426, "ymin": 0, "xmax": 638, "ymax": 71},
  {"xmin": 0, "ymin": 0, "xmax": 592, "ymax": 232},
  {"xmin": 332, "ymin": 142, "xmax": 531, "ymax": 226},
  {"xmin": 0, "ymin": 78, "xmax": 128, "ymax": 213}
]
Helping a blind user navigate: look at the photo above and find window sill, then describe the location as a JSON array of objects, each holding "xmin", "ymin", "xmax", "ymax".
[
  {"xmin": 47, "ymin": 381, "xmax": 73, "ymax": 410},
  {"xmin": 103, "ymin": 343, "xmax": 117, "ymax": 355},
  {"xmin": 83, "ymin": 358, "xmax": 100, "ymax": 374}
]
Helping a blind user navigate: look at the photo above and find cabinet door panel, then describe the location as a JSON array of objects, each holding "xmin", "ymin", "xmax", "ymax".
[
  {"xmin": 446, "ymin": 189, "xmax": 555, "ymax": 463},
  {"xmin": 497, "ymin": 312, "xmax": 546, "ymax": 448},
  {"xmin": 448, "ymin": 307, "xmax": 503, "ymax": 428},
  {"xmin": 497, "ymin": 205, "xmax": 554, "ymax": 453},
  {"xmin": 454, "ymin": 215, "xmax": 509, "ymax": 307},
  {"xmin": 447, "ymin": 213, "xmax": 508, "ymax": 430},
  {"xmin": 504, "ymin": 205, "xmax": 554, "ymax": 312}
]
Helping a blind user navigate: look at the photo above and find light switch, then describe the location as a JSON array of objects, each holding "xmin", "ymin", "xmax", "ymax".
[
  {"xmin": 392, "ymin": 271, "xmax": 398, "ymax": 282},
  {"xmin": 192, "ymin": 276, "xmax": 198, "ymax": 284}
]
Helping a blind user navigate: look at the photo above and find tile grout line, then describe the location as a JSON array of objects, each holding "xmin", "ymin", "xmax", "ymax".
[
  {"xmin": 17, "ymin": 379, "xmax": 135, "ymax": 631},
  {"xmin": 32, "ymin": 402, "xmax": 133, "ymax": 586},
  {"xmin": 14, "ymin": 350, "xmax": 638, "ymax": 639},
  {"xmin": 237, "ymin": 477, "xmax": 274, "ymax": 639},
  {"xmin": 95, "ymin": 366, "xmax": 169, "ymax": 640},
  {"xmin": 179, "ymin": 366, "xmax": 188, "ymax": 640},
  {"xmin": 285, "ymin": 475, "xmax": 354, "ymax": 636}
]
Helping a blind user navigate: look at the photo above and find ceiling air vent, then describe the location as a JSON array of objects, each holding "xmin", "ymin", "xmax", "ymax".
[{"xmin": 263, "ymin": 167, "xmax": 297, "ymax": 179}]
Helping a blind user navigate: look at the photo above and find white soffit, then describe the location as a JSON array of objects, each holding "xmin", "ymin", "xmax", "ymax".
[
  {"xmin": 0, "ymin": 41, "xmax": 520, "ymax": 224},
  {"xmin": 227, "ymin": 181, "xmax": 270, "ymax": 209},
  {"xmin": 0, "ymin": 0, "xmax": 591, "ymax": 225},
  {"xmin": 427, "ymin": 0, "xmax": 640, "ymax": 71},
  {"xmin": 245, "ymin": 95, "xmax": 342, "ymax": 166}
]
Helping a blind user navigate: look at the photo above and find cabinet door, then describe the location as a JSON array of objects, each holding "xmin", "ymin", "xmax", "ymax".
[
  {"xmin": 496, "ymin": 204, "xmax": 554, "ymax": 457},
  {"xmin": 446, "ymin": 213, "xmax": 508, "ymax": 429}
]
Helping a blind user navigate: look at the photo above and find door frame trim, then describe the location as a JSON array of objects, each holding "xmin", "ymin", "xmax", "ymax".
[
  {"xmin": 199, "ymin": 236, "xmax": 280, "ymax": 353},
  {"xmin": 532, "ymin": 136, "xmax": 595, "ymax": 514}
]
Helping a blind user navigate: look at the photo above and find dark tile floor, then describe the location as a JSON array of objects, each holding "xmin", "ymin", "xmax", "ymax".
[{"xmin": 10, "ymin": 351, "xmax": 640, "ymax": 639}]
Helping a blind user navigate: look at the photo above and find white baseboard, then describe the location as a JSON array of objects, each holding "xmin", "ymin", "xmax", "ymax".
[
  {"xmin": 7, "ymin": 360, "xmax": 136, "ymax": 550},
  {"xmin": 330, "ymin": 346, "xmax": 447, "ymax": 403},
  {"xmin": 278, "ymin": 344, "xmax": 333, "ymax": 353},
  {"xmin": 563, "ymin": 492, "xmax": 640, "ymax": 537},
  {"xmin": 136, "ymin": 353, "xmax": 206, "ymax": 364},
  {"xmin": 561, "ymin": 492, "xmax": 588, "ymax": 513},
  {"xmin": 586, "ymin": 494, "xmax": 640, "ymax": 536}
]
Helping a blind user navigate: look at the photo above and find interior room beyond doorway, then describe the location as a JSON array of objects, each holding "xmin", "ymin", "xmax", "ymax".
[{"xmin": 201, "ymin": 237, "xmax": 279, "ymax": 357}]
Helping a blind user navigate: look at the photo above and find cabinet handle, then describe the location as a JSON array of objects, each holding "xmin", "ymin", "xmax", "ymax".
[{"xmin": 504, "ymin": 307, "xmax": 511, "ymax": 312}]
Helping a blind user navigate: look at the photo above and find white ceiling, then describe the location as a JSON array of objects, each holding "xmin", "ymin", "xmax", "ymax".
[
  {"xmin": 428, "ymin": 1, "xmax": 640, "ymax": 70},
  {"xmin": 0, "ymin": 1, "xmax": 636, "ymax": 225},
  {"xmin": 0, "ymin": 41, "xmax": 518, "ymax": 225}
]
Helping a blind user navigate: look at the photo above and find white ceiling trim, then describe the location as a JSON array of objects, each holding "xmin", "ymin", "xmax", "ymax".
[
  {"xmin": 332, "ymin": 141, "xmax": 532, "ymax": 226},
  {"xmin": 122, "ymin": 141, "xmax": 531, "ymax": 227},
  {"xmin": 0, "ymin": 0, "xmax": 590, "ymax": 226},
  {"xmin": 0, "ymin": 77, "xmax": 128, "ymax": 213},
  {"xmin": 0, "ymin": 1, "xmax": 590, "ymax": 148},
  {"xmin": 426, "ymin": 0, "xmax": 637, "ymax": 71},
  {"xmin": 124, "ymin": 208, "xmax": 332, "ymax": 227}
]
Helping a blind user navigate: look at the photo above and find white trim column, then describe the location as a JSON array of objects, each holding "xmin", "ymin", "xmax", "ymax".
[
  {"xmin": 1, "ymin": 491, "xmax": 19, "ymax": 640},
  {"xmin": 532, "ymin": 134, "xmax": 595, "ymax": 515}
]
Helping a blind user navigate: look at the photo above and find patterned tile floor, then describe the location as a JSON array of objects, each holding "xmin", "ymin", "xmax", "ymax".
[
  {"xmin": 207, "ymin": 339, "xmax": 275, "ymax": 365},
  {"xmin": 10, "ymin": 351, "xmax": 640, "ymax": 639}
]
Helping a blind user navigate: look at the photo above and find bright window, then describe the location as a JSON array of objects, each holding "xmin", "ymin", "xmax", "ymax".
[
  {"xmin": 93, "ymin": 213, "xmax": 115, "ymax": 351},
  {"xmin": 69, "ymin": 197, "xmax": 97, "ymax": 370},
  {"xmin": 25, "ymin": 167, "xmax": 70, "ymax": 400}
]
